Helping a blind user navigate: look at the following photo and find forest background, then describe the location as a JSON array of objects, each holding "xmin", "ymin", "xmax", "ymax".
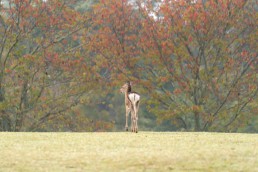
[{"xmin": 0, "ymin": 0, "xmax": 257, "ymax": 132}]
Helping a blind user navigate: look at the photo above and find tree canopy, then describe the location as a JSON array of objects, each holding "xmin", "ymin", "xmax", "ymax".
[{"xmin": 0, "ymin": 0, "xmax": 257, "ymax": 132}]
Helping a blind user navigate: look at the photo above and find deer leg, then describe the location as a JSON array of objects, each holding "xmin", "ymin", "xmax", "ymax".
[
  {"xmin": 131, "ymin": 109, "xmax": 136, "ymax": 132},
  {"xmin": 135, "ymin": 101, "xmax": 140, "ymax": 133},
  {"xmin": 132, "ymin": 110, "xmax": 137, "ymax": 133},
  {"xmin": 125, "ymin": 107, "xmax": 129, "ymax": 131},
  {"xmin": 135, "ymin": 116, "xmax": 138, "ymax": 133},
  {"xmin": 134, "ymin": 116, "xmax": 137, "ymax": 133},
  {"xmin": 131, "ymin": 111, "xmax": 134, "ymax": 132}
]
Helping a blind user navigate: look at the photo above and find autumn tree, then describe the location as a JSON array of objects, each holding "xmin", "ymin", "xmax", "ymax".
[
  {"xmin": 90, "ymin": 0, "xmax": 257, "ymax": 132},
  {"xmin": 0, "ymin": 0, "xmax": 99, "ymax": 131},
  {"xmin": 89, "ymin": 0, "xmax": 143, "ymax": 84},
  {"xmin": 136, "ymin": 0, "xmax": 258, "ymax": 131},
  {"xmin": 87, "ymin": 0, "xmax": 166, "ymax": 131}
]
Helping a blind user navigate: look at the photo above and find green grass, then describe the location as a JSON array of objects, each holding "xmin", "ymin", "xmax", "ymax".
[{"xmin": 0, "ymin": 132, "xmax": 257, "ymax": 172}]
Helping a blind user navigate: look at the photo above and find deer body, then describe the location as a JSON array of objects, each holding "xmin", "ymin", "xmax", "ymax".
[{"xmin": 120, "ymin": 82, "xmax": 140, "ymax": 133}]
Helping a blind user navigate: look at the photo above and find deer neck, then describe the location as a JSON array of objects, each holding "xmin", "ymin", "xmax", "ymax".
[{"xmin": 124, "ymin": 91, "xmax": 130, "ymax": 105}]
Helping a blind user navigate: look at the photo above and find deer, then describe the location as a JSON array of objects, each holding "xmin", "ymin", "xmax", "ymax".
[{"xmin": 120, "ymin": 81, "xmax": 140, "ymax": 133}]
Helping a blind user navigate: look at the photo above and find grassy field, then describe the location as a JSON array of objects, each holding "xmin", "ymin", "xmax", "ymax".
[{"xmin": 0, "ymin": 132, "xmax": 257, "ymax": 172}]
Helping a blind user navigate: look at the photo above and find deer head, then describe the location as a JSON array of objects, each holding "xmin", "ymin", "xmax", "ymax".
[{"xmin": 120, "ymin": 81, "xmax": 132, "ymax": 93}]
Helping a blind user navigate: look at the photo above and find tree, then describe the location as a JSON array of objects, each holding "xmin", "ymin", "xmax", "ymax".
[
  {"xmin": 0, "ymin": 0, "xmax": 98, "ymax": 131},
  {"xmin": 136, "ymin": 0, "xmax": 258, "ymax": 131},
  {"xmin": 90, "ymin": 0, "xmax": 258, "ymax": 132},
  {"xmin": 88, "ymin": 0, "xmax": 143, "ymax": 83}
]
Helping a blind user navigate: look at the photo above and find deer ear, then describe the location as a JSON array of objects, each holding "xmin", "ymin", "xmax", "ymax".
[{"xmin": 130, "ymin": 81, "xmax": 133, "ymax": 86}]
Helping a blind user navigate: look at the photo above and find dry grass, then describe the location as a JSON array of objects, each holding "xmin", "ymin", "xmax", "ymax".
[{"xmin": 0, "ymin": 132, "xmax": 257, "ymax": 172}]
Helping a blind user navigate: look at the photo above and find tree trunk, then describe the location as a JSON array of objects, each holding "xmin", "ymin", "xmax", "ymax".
[
  {"xmin": 0, "ymin": 77, "xmax": 11, "ymax": 131},
  {"xmin": 14, "ymin": 114, "xmax": 23, "ymax": 132},
  {"xmin": 194, "ymin": 112, "xmax": 201, "ymax": 131},
  {"xmin": 0, "ymin": 112, "xmax": 12, "ymax": 131},
  {"xmin": 14, "ymin": 80, "xmax": 29, "ymax": 132},
  {"xmin": 0, "ymin": 88, "xmax": 4, "ymax": 102},
  {"xmin": 0, "ymin": 77, "xmax": 5, "ymax": 102}
]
